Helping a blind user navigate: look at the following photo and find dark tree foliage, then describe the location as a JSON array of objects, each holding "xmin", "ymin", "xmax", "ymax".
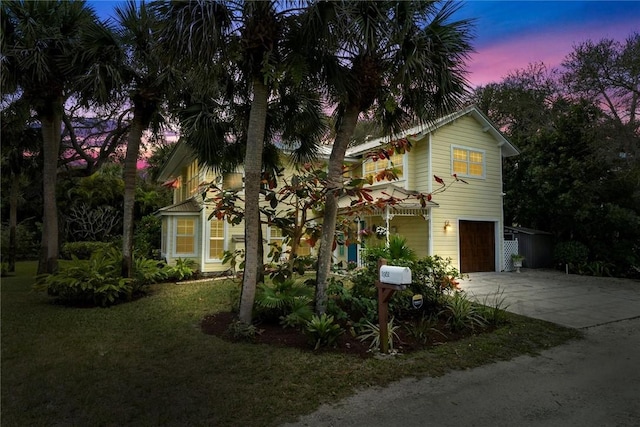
[{"xmin": 472, "ymin": 44, "xmax": 640, "ymax": 276}]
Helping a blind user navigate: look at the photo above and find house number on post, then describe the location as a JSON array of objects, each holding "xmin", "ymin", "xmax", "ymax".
[{"xmin": 376, "ymin": 260, "xmax": 412, "ymax": 354}]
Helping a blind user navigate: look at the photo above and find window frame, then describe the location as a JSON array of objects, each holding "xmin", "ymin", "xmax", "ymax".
[
  {"xmin": 451, "ymin": 145, "xmax": 486, "ymax": 179},
  {"xmin": 174, "ymin": 217, "xmax": 197, "ymax": 256},
  {"xmin": 206, "ymin": 217, "xmax": 226, "ymax": 261},
  {"xmin": 362, "ymin": 152, "xmax": 406, "ymax": 182}
]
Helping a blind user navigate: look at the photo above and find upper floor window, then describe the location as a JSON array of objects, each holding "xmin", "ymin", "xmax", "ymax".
[
  {"xmin": 452, "ymin": 146, "xmax": 485, "ymax": 178},
  {"xmin": 222, "ymin": 172, "xmax": 244, "ymax": 191},
  {"xmin": 180, "ymin": 160, "xmax": 200, "ymax": 201},
  {"xmin": 363, "ymin": 152, "xmax": 404, "ymax": 181}
]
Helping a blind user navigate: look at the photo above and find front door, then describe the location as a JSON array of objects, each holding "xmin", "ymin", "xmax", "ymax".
[{"xmin": 459, "ymin": 220, "xmax": 495, "ymax": 273}]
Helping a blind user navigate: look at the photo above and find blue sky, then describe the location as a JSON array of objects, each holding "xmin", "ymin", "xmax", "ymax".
[{"xmin": 89, "ymin": 0, "xmax": 640, "ymax": 87}]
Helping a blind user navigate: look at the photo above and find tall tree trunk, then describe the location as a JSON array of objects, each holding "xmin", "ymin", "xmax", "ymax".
[
  {"xmin": 315, "ymin": 105, "xmax": 360, "ymax": 314},
  {"xmin": 238, "ymin": 78, "xmax": 269, "ymax": 324},
  {"xmin": 8, "ymin": 171, "xmax": 18, "ymax": 272},
  {"xmin": 38, "ymin": 108, "xmax": 62, "ymax": 275},
  {"xmin": 121, "ymin": 110, "xmax": 145, "ymax": 278}
]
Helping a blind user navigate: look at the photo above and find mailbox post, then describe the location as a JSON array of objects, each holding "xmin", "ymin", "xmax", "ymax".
[{"xmin": 375, "ymin": 259, "xmax": 412, "ymax": 354}]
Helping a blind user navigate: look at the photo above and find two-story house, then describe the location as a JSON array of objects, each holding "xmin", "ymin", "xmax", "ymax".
[{"xmin": 155, "ymin": 105, "xmax": 518, "ymax": 274}]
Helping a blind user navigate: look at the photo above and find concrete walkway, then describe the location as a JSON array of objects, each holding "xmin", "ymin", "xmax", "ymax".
[
  {"xmin": 460, "ymin": 269, "xmax": 640, "ymax": 328},
  {"xmin": 286, "ymin": 270, "xmax": 640, "ymax": 427}
]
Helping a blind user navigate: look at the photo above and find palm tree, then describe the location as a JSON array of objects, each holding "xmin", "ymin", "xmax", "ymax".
[
  {"xmin": 298, "ymin": 0, "xmax": 475, "ymax": 313},
  {"xmin": 156, "ymin": 0, "xmax": 325, "ymax": 324},
  {"xmin": 1, "ymin": 0, "xmax": 112, "ymax": 274},
  {"xmin": 110, "ymin": 0, "xmax": 177, "ymax": 278},
  {"xmin": 0, "ymin": 100, "xmax": 41, "ymax": 272}
]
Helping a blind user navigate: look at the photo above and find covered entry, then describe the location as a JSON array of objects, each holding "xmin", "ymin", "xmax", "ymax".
[{"xmin": 459, "ymin": 220, "xmax": 495, "ymax": 273}]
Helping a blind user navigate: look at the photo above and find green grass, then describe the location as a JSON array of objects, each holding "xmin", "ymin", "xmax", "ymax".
[{"xmin": 1, "ymin": 262, "xmax": 582, "ymax": 426}]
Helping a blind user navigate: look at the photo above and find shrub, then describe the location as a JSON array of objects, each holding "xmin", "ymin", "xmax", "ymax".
[
  {"xmin": 34, "ymin": 248, "xmax": 133, "ymax": 307},
  {"xmin": 1, "ymin": 262, "xmax": 9, "ymax": 277},
  {"xmin": 305, "ymin": 314, "xmax": 344, "ymax": 350},
  {"xmin": 387, "ymin": 235, "xmax": 416, "ymax": 262},
  {"xmin": 254, "ymin": 279, "xmax": 314, "ymax": 326},
  {"xmin": 440, "ymin": 291, "xmax": 486, "ymax": 332},
  {"xmin": 165, "ymin": 258, "xmax": 197, "ymax": 281},
  {"xmin": 554, "ymin": 241, "xmax": 589, "ymax": 271},
  {"xmin": 133, "ymin": 215, "xmax": 162, "ymax": 258},
  {"xmin": 327, "ymin": 276, "xmax": 378, "ymax": 327},
  {"xmin": 133, "ymin": 256, "xmax": 168, "ymax": 287},
  {"xmin": 406, "ymin": 255, "xmax": 463, "ymax": 308},
  {"xmin": 1, "ymin": 220, "xmax": 39, "ymax": 260},
  {"xmin": 60, "ymin": 241, "xmax": 115, "ymax": 260}
]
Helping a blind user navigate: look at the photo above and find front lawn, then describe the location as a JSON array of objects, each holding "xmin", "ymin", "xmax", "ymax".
[{"xmin": 1, "ymin": 262, "xmax": 581, "ymax": 426}]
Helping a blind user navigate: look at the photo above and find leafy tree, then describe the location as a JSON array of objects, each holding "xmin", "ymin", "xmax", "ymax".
[
  {"xmin": 59, "ymin": 102, "xmax": 130, "ymax": 175},
  {"xmin": 562, "ymin": 33, "xmax": 639, "ymax": 133},
  {"xmin": 156, "ymin": 0, "xmax": 326, "ymax": 324},
  {"xmin": 299, "ymin": 0, "xmax": 474, "ymax": 314},
  {"xmin": 473, "ymin": 37, "xmax": 640, "ymax": 276},
  {"xmin": 1, "ymin": 0, "xmax": 118, "ymax": 274}
]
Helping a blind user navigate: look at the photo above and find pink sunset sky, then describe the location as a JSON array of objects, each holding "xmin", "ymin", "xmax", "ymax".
[
  {"xmin": 456, "ymin": 1, "xmax": 640, "ymax": 87},
  {"xmin": 90, "ymin": 0, "xmax": 639, "ymax": 88}
]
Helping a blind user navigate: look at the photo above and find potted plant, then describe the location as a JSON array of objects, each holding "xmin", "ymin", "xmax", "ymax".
[{"xmin": 511, "ymin": 253, "xmax": 525, "ymax": 272}]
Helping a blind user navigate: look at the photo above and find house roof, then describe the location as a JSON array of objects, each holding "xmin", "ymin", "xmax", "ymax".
[
  {"xmin": 156, "ymin": 141, "xmax": 196, "ymax": 182},
  {"xmin": 346, "ymin": 105, "xmax": 519, "ymax": 158},
  {"xmin": 154, "ymin": 197, "xmax": 203, "ymax": 215},
  {"xmin": 504, "ymin": 226, "xmax": 553, "ymax": 235},
  {"xmin": 338, "ymin": 183, "xmax": 439, "ymax": 212}
]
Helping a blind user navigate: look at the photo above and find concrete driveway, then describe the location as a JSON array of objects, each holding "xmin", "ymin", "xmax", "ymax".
[
  {"xmin": 460, "ymin": 269, "xmax": 640, "ymax": 328},
  {"xmin": 286, "ymin": 270, "xmax": 640, "ymax": 427}
]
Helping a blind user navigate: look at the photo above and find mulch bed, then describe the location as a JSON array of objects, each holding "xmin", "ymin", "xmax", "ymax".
[{"xmin": 201, "ymin": 311, "xmax": 477, "ymax": 358}]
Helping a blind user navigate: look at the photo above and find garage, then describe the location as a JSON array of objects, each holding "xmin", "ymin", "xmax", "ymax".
[{"xmin": 459, "ymin": 220, "xmax": 495, "ymax": 273}]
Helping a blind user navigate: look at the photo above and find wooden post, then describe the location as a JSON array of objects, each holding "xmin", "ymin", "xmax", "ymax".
[{"xmin": 376, "ymin": 258, "xmax": 399, "ymax": 354}]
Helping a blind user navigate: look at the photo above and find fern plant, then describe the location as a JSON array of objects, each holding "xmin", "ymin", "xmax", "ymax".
[
  {"xmin": 34, "ymin": 249, "xmax": 133, "ymax": 307},
  {"xmin": 254, "ymin": 279, "xmax": 313, "ymax": 324}
]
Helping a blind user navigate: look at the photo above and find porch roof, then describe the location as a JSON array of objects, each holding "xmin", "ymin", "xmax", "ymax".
[
  {"xmin": 337, "ymin": 183, "xmax": 438, "ymax": 216},
  {"xmin": 154, "ymin": 197, "xmax": 203, "ymax": 215}
]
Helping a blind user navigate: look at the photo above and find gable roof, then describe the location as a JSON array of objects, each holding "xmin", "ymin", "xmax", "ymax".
[
  {"xmin": 154, "ymin": 197, "xmax": 203, "ymax": 215},
  {"xmin": 346, "ymin": 105, "xmax": 519, "ymax": 157},
  {"xmin": 157, "ymin": 141, "xmax": 196, "ymax": 182}
]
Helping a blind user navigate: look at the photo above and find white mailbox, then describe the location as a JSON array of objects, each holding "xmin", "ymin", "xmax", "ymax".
[{"xmin": 379, "ymin": 265, "xmax": 412, "ymax": 285}]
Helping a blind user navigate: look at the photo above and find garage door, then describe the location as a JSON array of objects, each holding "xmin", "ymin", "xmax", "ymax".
[{"xmin": 459, "ymin": 220, "xmax": 495, "ymax": 273}]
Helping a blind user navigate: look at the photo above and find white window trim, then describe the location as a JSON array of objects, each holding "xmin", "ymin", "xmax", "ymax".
[
  {"xmin": 451, "ymin": 145, "xmax": 486, "ymax": 179},
  {"xmin": 174, "ymin": 216, "xmax": 198, "ymax": 257},
  {"xmin": 205, "ymin": 217, "xmax": 226, "ymax": 262}
]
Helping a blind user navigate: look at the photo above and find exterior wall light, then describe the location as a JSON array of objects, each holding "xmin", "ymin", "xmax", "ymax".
[{"xmin": 444, "ymin": 220, "xmax": 452, "ymax": 231}]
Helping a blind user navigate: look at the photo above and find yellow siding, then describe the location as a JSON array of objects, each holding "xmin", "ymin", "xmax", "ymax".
[
  {"xmin": 162, "ymin": 114, "xmax": 507, "ymax": 274},
  {"xmin": 427, "ymin": 115, "xmax": 504, "ymax": 268},
  {"xmin": 389, "ymin": 217, "xmax": 429, "ymax": 258}
]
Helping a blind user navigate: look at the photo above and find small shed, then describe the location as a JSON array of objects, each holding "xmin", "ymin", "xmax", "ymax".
[{"xmin": 504, "ymin": 226, "xmax": 554, "ymax": 269}]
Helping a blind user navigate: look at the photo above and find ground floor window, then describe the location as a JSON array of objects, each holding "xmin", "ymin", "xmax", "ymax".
[
  {"xmin": 175, "ymin": 218, "xmax": 196, "ymax": 255},
  {"xmin": 209, "ymin": 219, "xmax": 225, "ymax": 259}
]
